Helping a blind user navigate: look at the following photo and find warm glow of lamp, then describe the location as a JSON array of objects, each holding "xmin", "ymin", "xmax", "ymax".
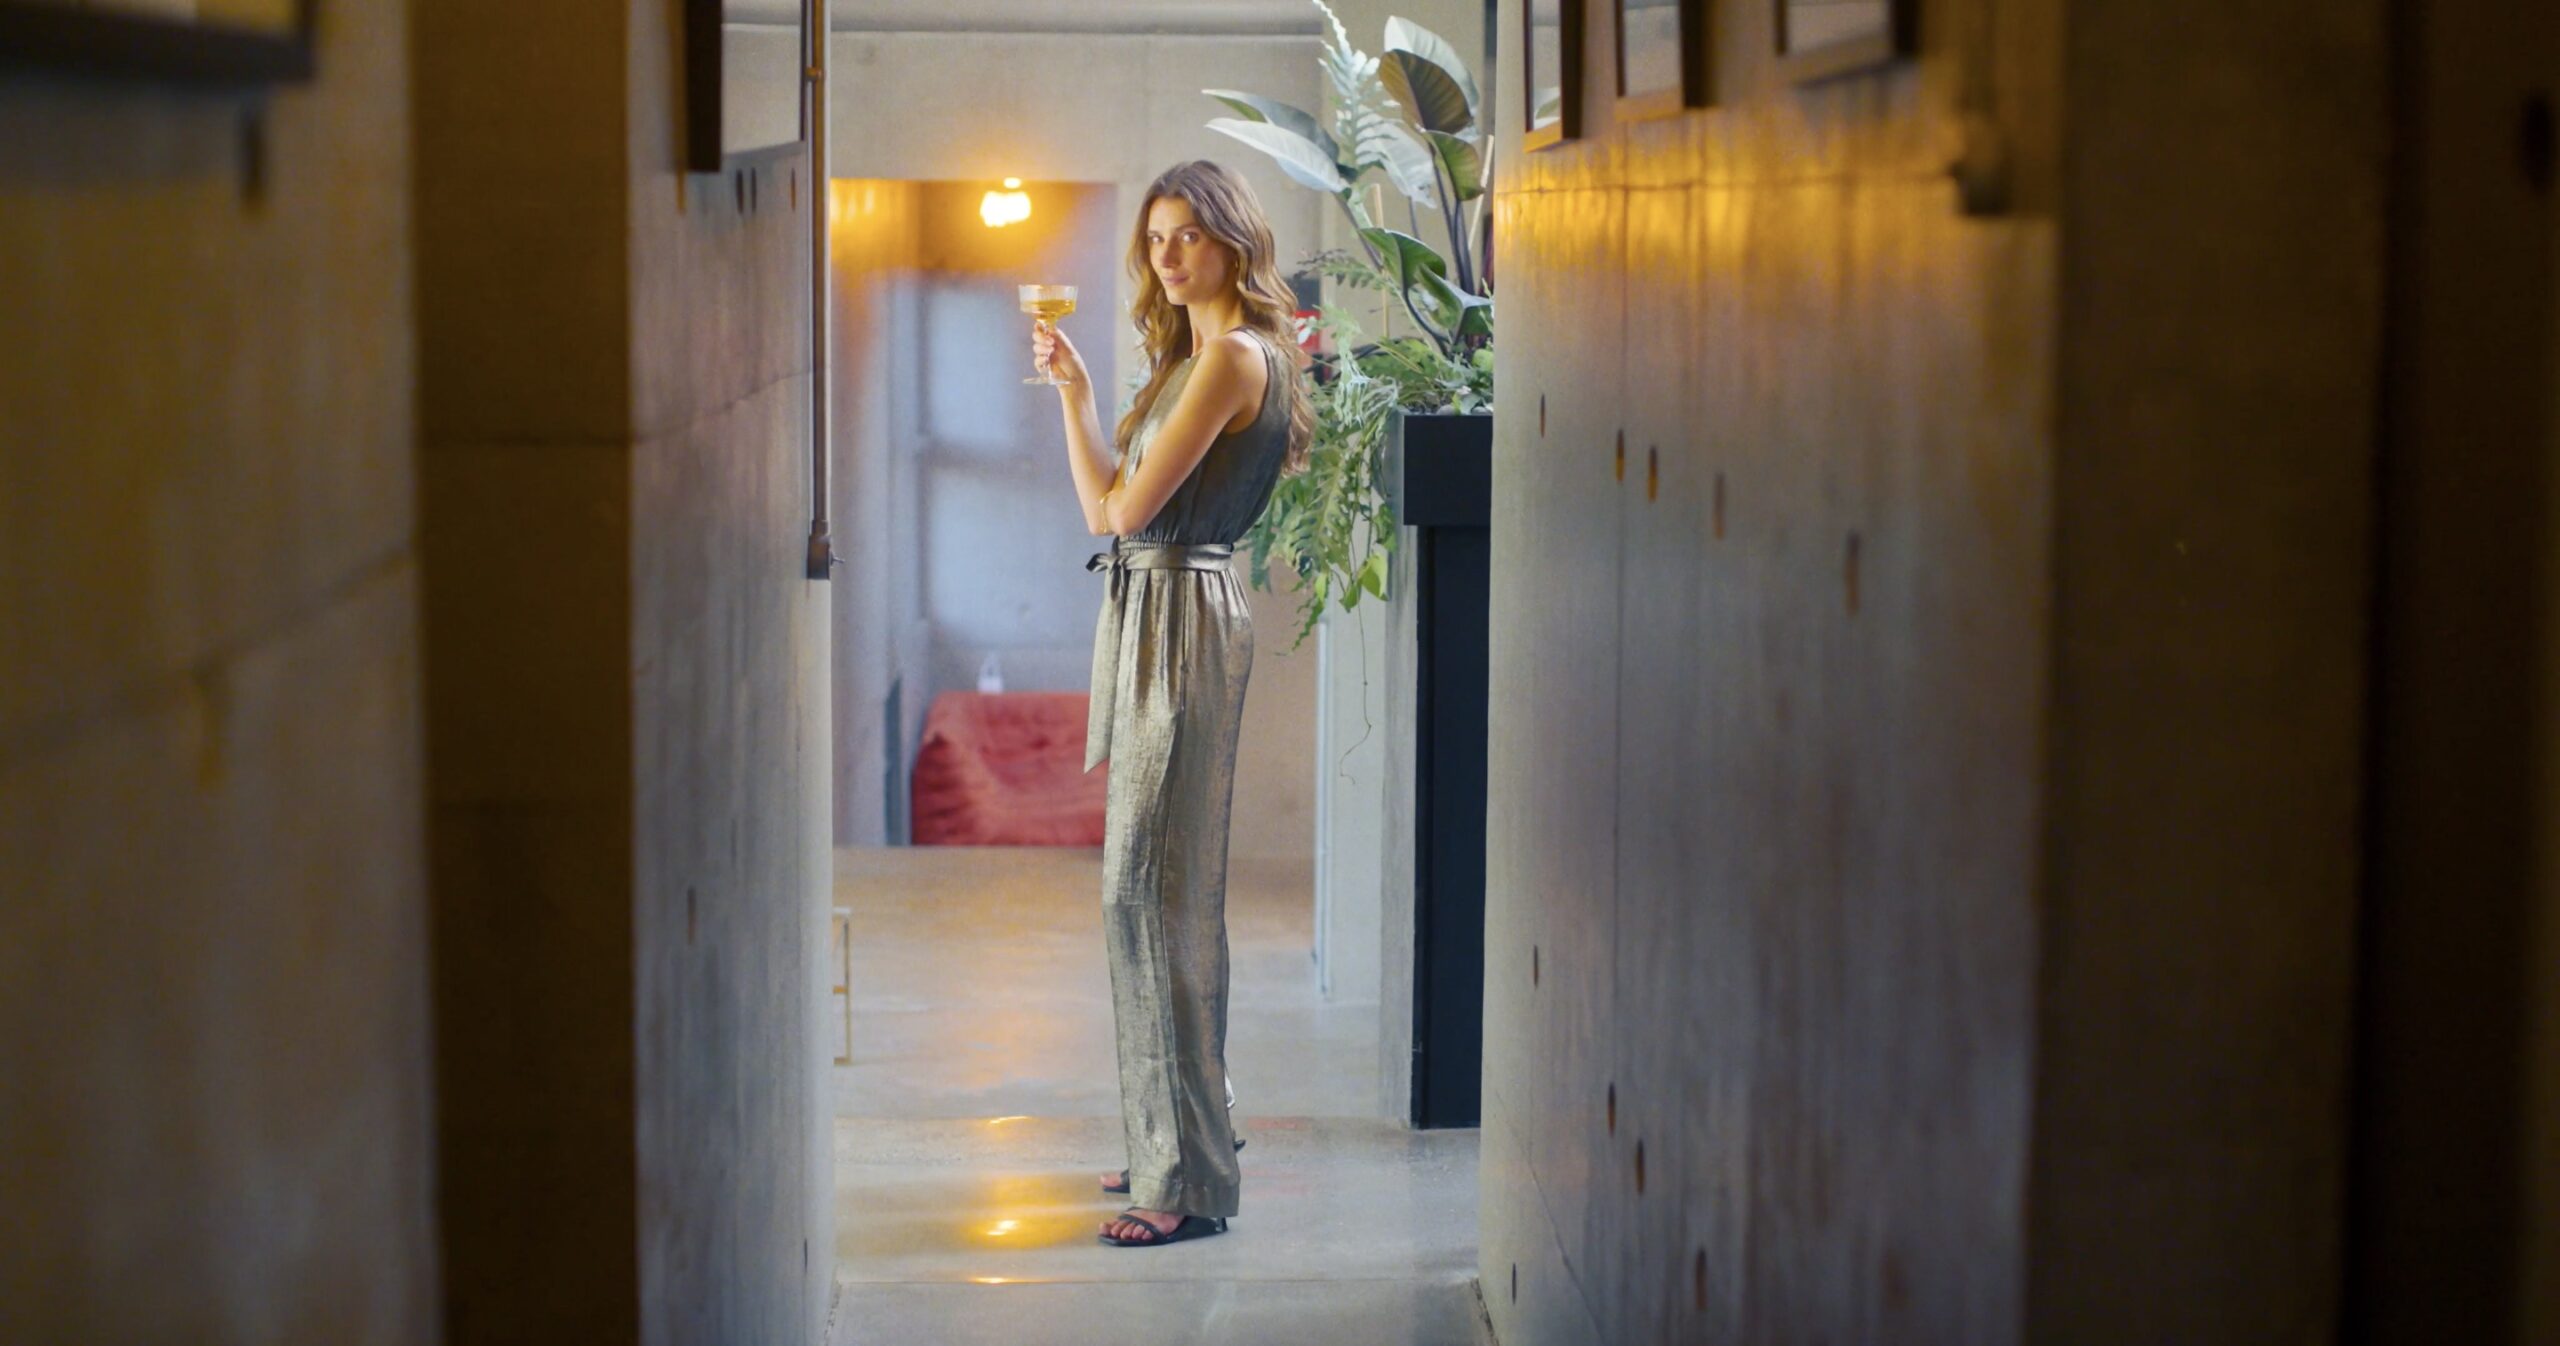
[{"xmin": 980, "ymin": 178, "xmax": 1032, "ymax": 228}]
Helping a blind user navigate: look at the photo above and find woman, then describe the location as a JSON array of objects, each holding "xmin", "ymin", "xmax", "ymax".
[{"xmin": 1031, "ymin": 159, "xmax": 1313, "ymax": 1249}]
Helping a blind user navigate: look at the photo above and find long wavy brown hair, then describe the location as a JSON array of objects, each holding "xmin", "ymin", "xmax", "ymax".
[{"xmin": 1113, "ymin": 160, "xmax": 1314, "ymax": 476}]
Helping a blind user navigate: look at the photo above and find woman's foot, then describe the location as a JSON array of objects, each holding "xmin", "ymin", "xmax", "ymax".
[
  {"xmin": 1100, "ymin": 1207, "xmax": 1182, "ymax": 1242},
  {"xmin": 1097, "ymin": 1208, "xmax": 1228, "ymax": 1246}
]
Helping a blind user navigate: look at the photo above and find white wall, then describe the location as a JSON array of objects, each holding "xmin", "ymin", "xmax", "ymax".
[{"xmin": 831, "ymin": 29, "xmax": 1325, "ymax": 865}]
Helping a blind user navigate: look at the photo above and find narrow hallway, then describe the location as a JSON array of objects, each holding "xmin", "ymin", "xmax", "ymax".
[
  {"xmin": 15, "ymin": 0, "xmax": 2560, "ymax": 1340},
  {"xmin": 826, "ymin": 847, "xmax": 1486, "ymax": 1344}
]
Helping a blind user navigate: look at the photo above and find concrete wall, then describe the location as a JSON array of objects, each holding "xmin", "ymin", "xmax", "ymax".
[
  {"xmin": 629, "ymin": 3, "xmax": 834, "ymax": 1340},
  {"xmin": 1312, "ymin": 529, "xmax": 1396, "ymax": 1022},
  {"xmin": 828, "ymin": 28, "xmax": 1322, "ymax": 864},
  {"xmin": 1479, "ymin": 0, "xmax": 2383, "ymax": 1341},
  {"xmin": 2032, "ymin": 0, "xmax": 2385, "ymax": 1332},
  {"xmin": 419, "ymin": 0, "xmax": 832, "ymax": 1340},
  {"xmin": 829, "ymin": 179, "xmax": 926, "ymax": 844},
  {"xmin": 0, "ymin": 2, "xmax": 439, "ymax": 1341}
]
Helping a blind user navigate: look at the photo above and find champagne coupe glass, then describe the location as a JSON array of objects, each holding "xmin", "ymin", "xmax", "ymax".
[{"xmin": 1019, "ymin": 283, "xmax": 1078, "ymax": 386}]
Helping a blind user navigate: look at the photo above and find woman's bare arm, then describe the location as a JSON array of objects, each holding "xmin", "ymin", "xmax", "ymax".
[
  {"xmin": 1059, "ymin": 384, "xmax": 1118, "ymax": 536},
  {"xmin": 1035, "ymin": 322, "xmax": 1123, "ymax": 535},
  {"xmin": 1100, "ymin": 332, "xmax": 1262, "ymax": 537}
]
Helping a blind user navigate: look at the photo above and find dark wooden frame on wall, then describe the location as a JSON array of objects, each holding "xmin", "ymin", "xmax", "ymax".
[
  {"xmin": 0, "ymin": 0, "xmax": 317, "ymax": 84},
  {"xmin": 1774, "ymin": 0, "xmax": 1917, "ymax": 84},
  {"xmin": 1521, "ymin": 0, "xmax": 1585, "ymax": 152},
  {"xmin": 1614, "ymin": 0, "xmax": 1709, "ymax": 121},
  {"xmin": 685, "ymin": 0, "xmax": 807, "ymax": 173}
]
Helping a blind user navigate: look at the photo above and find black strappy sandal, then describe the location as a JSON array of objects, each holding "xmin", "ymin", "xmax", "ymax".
[
  {"xmin": 1102, "ymin": 1137, "xmax": 1244, "ymax": 1194},
  {"xmin": 1098, "ymin": 1211, "xmax": 1229, "ymax": 1247}
]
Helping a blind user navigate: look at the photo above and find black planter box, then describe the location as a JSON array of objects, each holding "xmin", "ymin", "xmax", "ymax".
[
  {"xmin": 1386, "ymin": 411, "xmax": 1493, "ymax": 528},
  {"xmin": 1384, "ymin": 409, "xmax": 1491, "ymax": 1128}
]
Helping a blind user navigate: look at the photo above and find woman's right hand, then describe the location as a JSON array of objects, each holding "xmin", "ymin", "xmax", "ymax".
[{"xmin": 1033, "ymin": 320, "xmax": 1091, "ymax": 391}]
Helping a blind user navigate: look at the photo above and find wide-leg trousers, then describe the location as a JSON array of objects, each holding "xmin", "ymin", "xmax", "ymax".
[{"xmin": 1084, "ymin": 539, "xmax": 1252, "ymax": 1217}]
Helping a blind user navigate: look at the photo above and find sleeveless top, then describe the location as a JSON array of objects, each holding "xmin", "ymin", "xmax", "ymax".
[{"xmin": 1122, "ymin": 327, "xmax": 1295, "ymax": 546}]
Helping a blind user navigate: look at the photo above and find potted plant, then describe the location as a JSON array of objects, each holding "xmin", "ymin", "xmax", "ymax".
[
  {"xmin": 1203, "ymin": 0, "xmax": 1494, "ymax": 649},
  {"xmin": 1205, "ymin": 3, "xmax": 1498, "ymax": 1128}
]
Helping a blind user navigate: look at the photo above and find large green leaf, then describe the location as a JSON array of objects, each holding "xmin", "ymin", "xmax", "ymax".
[
  {"xmin": 1360, "ymin": 227, "xmax": 1448, "ymax": 296},
  {"xmin": 1370, "ymin": 122, "xmax": 1441, "ymax": 208},
  {"xmin": 1378, "ymin": 49, "xmax": 1473, "ymax": 139},
  {"xmin": 1203, "ymin": 89, "xmax": 1341, "ymax": 166},
  {"xmin": 1415, "ymin": 270, "xmax": 1493, "ymax": 339},
  {"xmin": 1384, "ymin": 17, "xmax": 1479, "ymax": 117},
  {"xmin": 1426, "ymin": 130, "xmax": 1485, "ymax": 201},
  {"xmin": 1206, "ymin": 117, "xmax": 1349, "ymax": 194},
  {"xmin": 1411, "ymin": 269, "xmax": 1466, "ymax": 327}
]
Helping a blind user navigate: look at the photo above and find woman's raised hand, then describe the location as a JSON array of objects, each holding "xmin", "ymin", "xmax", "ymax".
[{"xmin": 1032, "ymin": 321, "xmax": 1091, "ymax": 391}]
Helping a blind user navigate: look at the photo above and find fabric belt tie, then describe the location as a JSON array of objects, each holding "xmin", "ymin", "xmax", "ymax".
[{"xmin": 1084, "ymin": 539, "xmax": 1235, "ymax": 771}]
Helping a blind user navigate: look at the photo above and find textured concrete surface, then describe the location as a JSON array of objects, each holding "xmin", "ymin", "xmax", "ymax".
[
  {"xmin": 416, "ymin": 1, "xmax": 645, "ymax": 1337},
  {"xmin": 417, "ymin": 1, "xmax": 834, "ymax": 1342},
  {"xmin": 828, "ymin": 180, "xmax": 925, "ymax": 845},
  {"xmin": 2033, "ymin": 0, "xmax": 2385, "ymax": 1339},
  {"xmin": 630, "ymin": 9, "xmax": 835, "ymax": 1343},
  {"xmin": 0, "ymin": 0, "xmax": 438, "ymax": 1338},
  {"xmin": 827, "ymin": 845, "xmax": 1482, "ymax": 1345},
  {"xmin": 1313, "ymin": 588, "xmax": 1394, "ymax": 1014},
  {"xmin": 1480, "ymin": 0, "xmax": 2384, "ymax": 1340}
]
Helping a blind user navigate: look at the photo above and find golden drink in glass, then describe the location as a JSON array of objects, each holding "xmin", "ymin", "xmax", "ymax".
[{"xmin": 1019, "ymin": 283, "xmax": 1078, "ymax": 385}]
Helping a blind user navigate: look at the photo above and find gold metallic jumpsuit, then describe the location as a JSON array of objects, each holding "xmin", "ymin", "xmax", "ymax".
[{"xmin": 1083, "ymin": 328, "xmax": 1293, "ymax": 1219}]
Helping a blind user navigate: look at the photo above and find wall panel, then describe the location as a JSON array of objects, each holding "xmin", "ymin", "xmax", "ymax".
[
  {"xmin": 1609, "ymin": 181, "xmax": 1703, "ymax": 1342},
  {"xmin": 0, "ymin": 0, "xmax": 436, "ymax": 1337},
  {"xmin": 1481, "ymin": 177, "xmax": 1627, "ymax": 1342},
  {"xmin": 1483, "ymin": 0, "xmax": 2388, "ymax": 1335},
  {"xmin": 1485, "ymin": 0, "xmax": 2064, "ymax": 1338}
]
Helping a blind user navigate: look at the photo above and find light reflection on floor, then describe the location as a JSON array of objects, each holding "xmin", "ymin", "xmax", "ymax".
[
  {"xmin": 827, "ymin": 847, "xmax": 1486, "ymax": 1345},
  {"xmin": 830, "ymin": 848, "xmax": 1384, "ymax": 1120}
]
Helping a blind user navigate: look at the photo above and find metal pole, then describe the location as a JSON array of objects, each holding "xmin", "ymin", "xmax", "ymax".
[{"xmin": 804, "ymin": 0, "xmax": 836, "ymax": 579}]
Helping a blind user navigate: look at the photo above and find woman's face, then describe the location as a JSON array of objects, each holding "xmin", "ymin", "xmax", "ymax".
[{"xmin": 1146, "ymin": 195, "xmax": 1238, "ymax": 307}]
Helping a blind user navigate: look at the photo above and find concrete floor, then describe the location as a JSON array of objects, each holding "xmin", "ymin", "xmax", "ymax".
[{"xmin": 828, "ymin": 846, "xmax": 1488, "ymax": 1346}]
